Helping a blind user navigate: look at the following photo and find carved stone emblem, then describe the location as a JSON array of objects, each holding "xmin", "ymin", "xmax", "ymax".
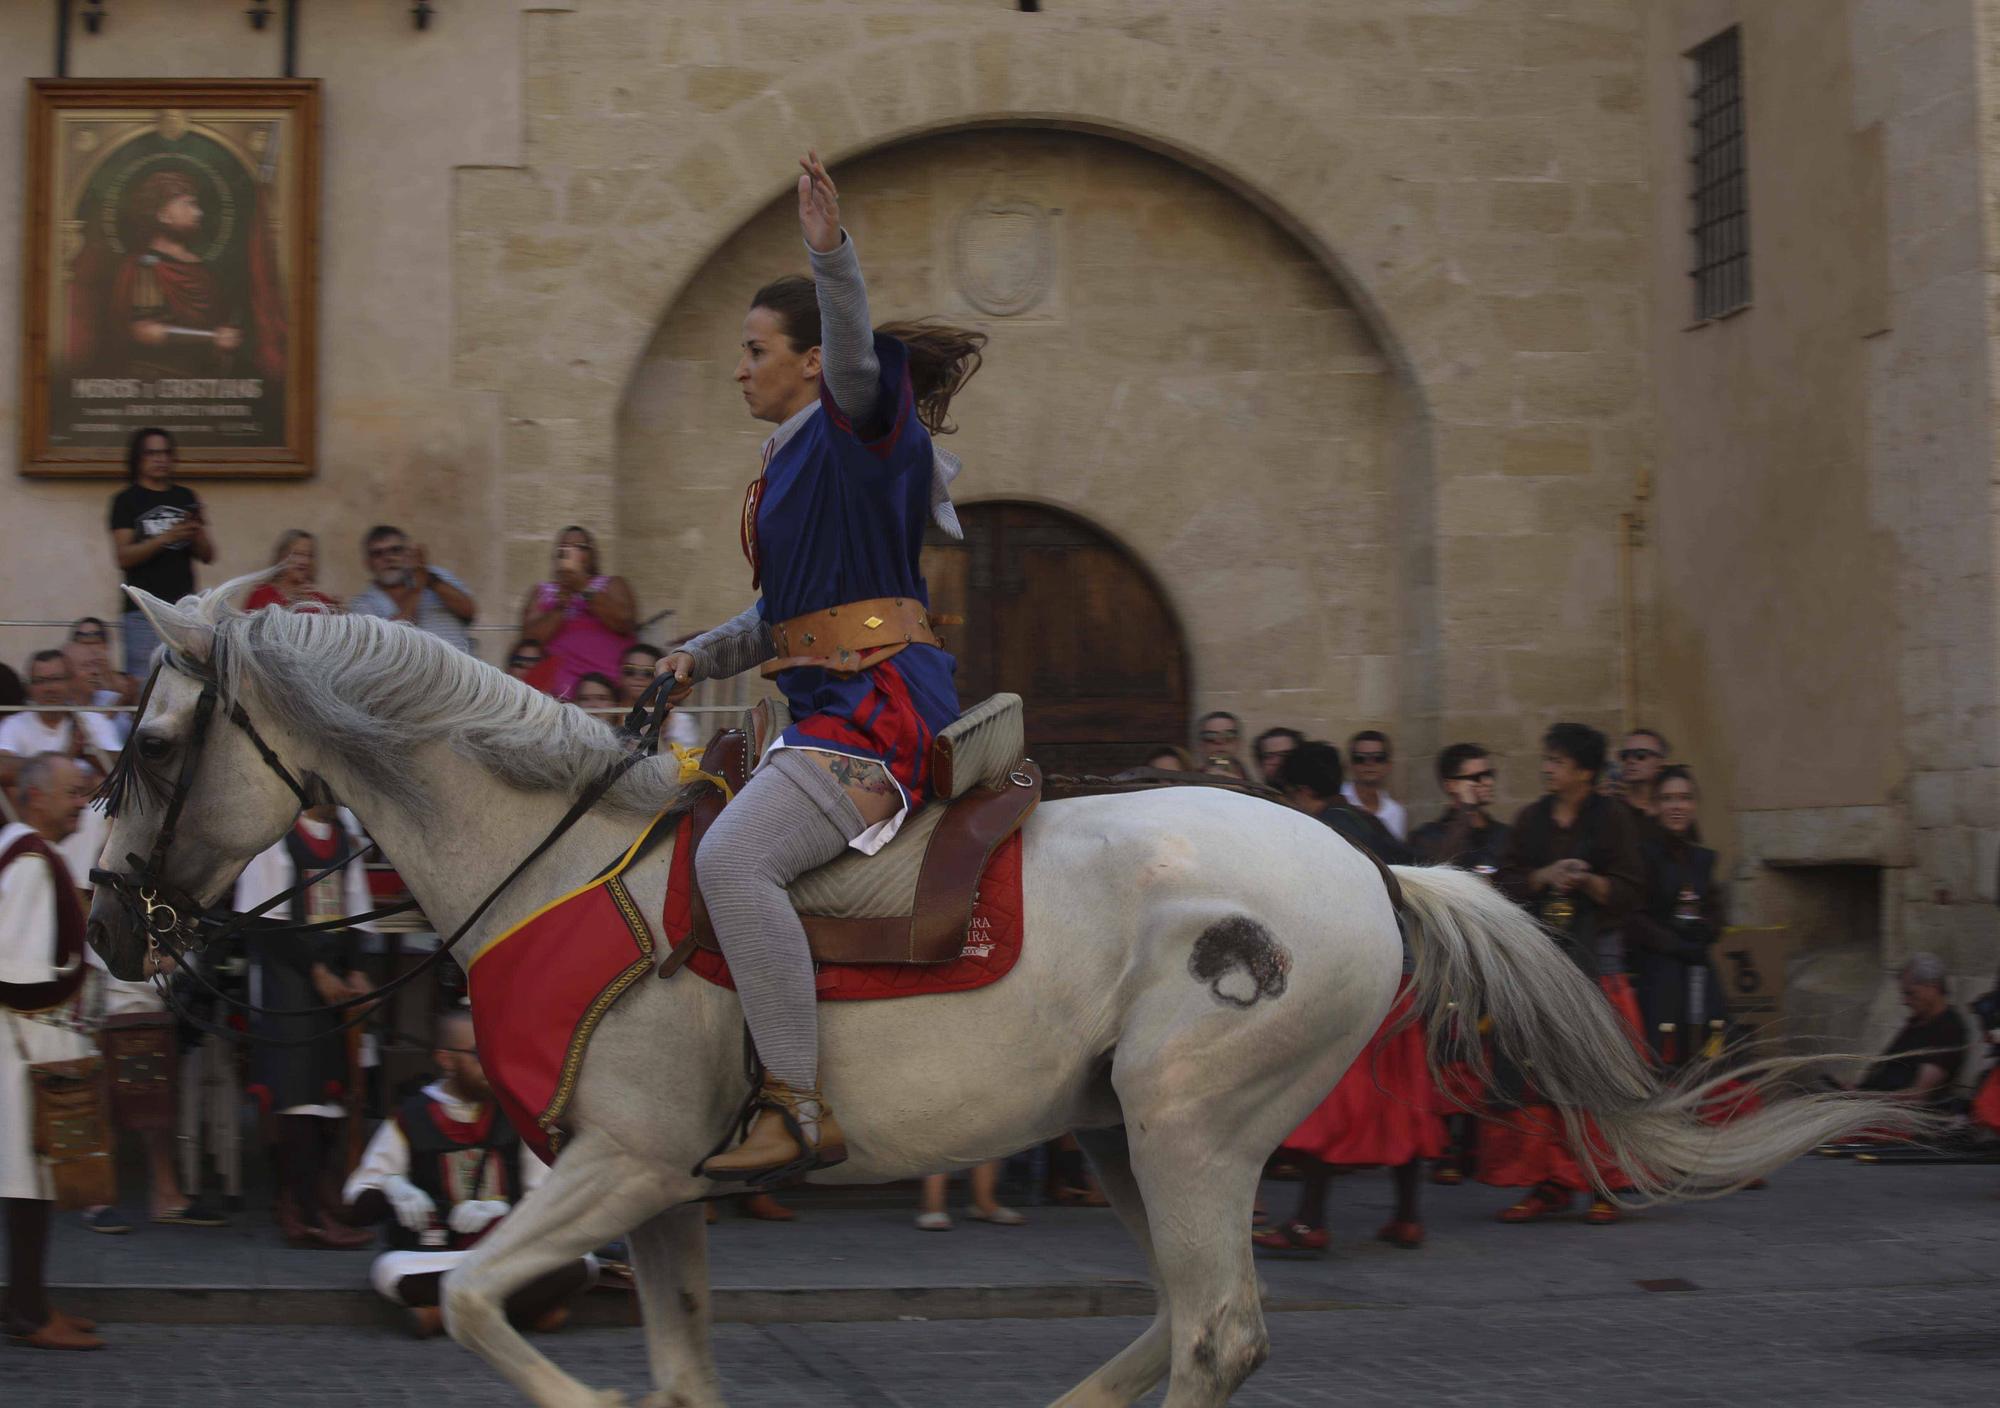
[{"xmin": 952, "ymin": 200, "xmax": 1053, "ymax": 318}]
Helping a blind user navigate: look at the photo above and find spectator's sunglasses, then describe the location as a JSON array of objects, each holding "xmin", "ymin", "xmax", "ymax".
[
  {"xmin": 620, "ymin": 663, "xmax": 656, "ymax": 678},
  {"xmin": 1351, "ymin": 750, "xmax": 1390, "ymax": 764},
  {"xmin": 366, "ymin": 542, "xmax": 407, "ymax": 558},
  {"xmin": 1199, "ymin": 729, "xmax": 1236, "ymax": 744},
  {"xmin": 1618, "ymin": 748, "xmax": 1662, "ymax": 762},
  {"xmin": 1256, "ymin": 746, "xmax": 1294, "ymax": 763},
  {"xmin": 70, "ymin": 627, "xmax": 106, "ymax": 644},
  {"xmin": 1454, "ymin": 769, "xmax": 1496, "ymax": 784},
  {"xmin": 29, "ymin": 669, "xmax": 70, "ymax": 686},
  {"xmin": 509, "ymin": 653, "xmax": 542, "ymax": 670}
]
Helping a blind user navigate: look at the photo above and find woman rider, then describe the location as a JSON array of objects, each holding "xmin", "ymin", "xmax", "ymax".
[{"xmin": 659, "ymin": 152, "xmax": 985, "ymax": 1181}]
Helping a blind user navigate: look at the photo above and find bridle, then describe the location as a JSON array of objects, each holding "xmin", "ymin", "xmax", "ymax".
[{"xmin": 90, "ymin": 653, "xmax": 681, "ymax": 1047}]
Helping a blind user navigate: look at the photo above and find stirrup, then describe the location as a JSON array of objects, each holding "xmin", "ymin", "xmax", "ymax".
[{"xmin": 697, "ymin": 1079, "xmax": 847, "ymax": 1187}]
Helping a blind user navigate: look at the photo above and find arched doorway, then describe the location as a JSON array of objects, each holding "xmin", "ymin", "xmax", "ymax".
[{"xmin": 921, "ymin": 502, "xmax": 1188, "ymax": 775}]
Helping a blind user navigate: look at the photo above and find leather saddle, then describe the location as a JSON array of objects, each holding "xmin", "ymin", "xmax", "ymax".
[{"xmin": 684, "ymin": 694, "xmax": 1040, "ymax": 965}]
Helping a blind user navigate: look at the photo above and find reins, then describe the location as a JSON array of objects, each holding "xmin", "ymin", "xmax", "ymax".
[{"xmin": 90, "ymin": 659, "xmax": 685, "ymax": 1048}]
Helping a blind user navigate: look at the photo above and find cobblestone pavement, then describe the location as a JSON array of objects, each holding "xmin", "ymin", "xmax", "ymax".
[
  {"xmin": 10, "ymin": 1284, "xmax": 1999, "ymax": 1405},
  {"xmin": 16, "ymin": 1160, "xmax": 2000, "ymax": 1403}
]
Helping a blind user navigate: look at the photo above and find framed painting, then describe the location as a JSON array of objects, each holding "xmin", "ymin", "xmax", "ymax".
[{"xmin": 20, "ymin": 79, "xmax": 320, "ymax": 478}]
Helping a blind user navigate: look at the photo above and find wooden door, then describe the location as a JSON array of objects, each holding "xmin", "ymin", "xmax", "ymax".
[{"xmin": 922, "ymin": 502, "xmax": 1189, "ymax": 775}]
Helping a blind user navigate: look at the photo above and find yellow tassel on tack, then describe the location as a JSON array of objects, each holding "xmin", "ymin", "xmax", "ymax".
[{"xmin": 669, "ymin": 742, "xmax": 734, "ymax": 800}]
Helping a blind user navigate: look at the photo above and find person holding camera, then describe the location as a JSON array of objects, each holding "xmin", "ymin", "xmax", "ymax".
[{"xmin": 518, "ymin": 526, "xmax": 637, "ymax": 700}]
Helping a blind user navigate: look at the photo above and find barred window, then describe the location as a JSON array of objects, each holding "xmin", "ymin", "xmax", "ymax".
[{"xmin": 1688, "ymin": 27, "xmax": 1749, "ymax": 320}]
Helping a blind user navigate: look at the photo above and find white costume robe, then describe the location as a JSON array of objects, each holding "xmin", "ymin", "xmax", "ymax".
[{"xmin": 0, "ymin": 822, "xmax": 99, "ymax": 1201}]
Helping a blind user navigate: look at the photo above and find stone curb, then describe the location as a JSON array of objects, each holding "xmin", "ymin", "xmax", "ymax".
[{"xmin": 45, "ymin": 1281, "xmax": 1382, "ymax": 1328}]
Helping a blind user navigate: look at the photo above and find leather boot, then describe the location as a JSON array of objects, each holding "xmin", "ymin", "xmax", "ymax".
[{"xmin": 702, "ymin": 1078, "xmax": 846, "ymax": 1183}]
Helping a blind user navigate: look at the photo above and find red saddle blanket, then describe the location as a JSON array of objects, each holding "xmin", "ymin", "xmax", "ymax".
[
  {"xmin": 465, "ymin": 814, "xmax": 1027, "ymax": 1161},
  {"xmin": 466, "ymin": 866, "xmax": 656, "ymax": 1164},
  {"xmin": 660, "ymin": 813, "xmax": 1026, "ymax": 1002}
]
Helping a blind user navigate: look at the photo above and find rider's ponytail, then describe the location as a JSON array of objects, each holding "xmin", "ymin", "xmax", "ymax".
[{"xmin": 876, "ymin": 320, "xmax": 987, "ymax": 436}]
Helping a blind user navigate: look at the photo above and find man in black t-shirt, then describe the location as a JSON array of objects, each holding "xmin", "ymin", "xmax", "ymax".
[
  {"xmin": 106, "ymin": 427, "xmax": 214, "ymax": 673},
  {"xmin": 1854, "ymin": 953, "xmax": 1968, "ymax": 1106}
]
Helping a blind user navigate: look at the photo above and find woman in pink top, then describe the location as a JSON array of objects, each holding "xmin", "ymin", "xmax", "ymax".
[{"xmin": 517, "ymin": 526, "xmax": 638, "ymax": 698}]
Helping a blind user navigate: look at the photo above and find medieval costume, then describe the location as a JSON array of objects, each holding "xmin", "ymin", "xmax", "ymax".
[
  {"xmin": 232, "ymin": 812, "xmax": 376, "ymax": 1248},
  {"xmin": 1478, "ymin": 792, "xmax": 1646, "ymax": 1221},
  {"xmin": 675, "ymin": 206, "xmax": 974, "ymax": 1180},
  {"xmin": 0, "ymin": 821, "xmax": 102, "ymax": 1348},
  {"xmin": 343, "ymin": 1083, "xmax": 595, "ymax": 1330},
  {"xmin": 1254, "ymin": 974, "xmax": 1446, "ymax": 1253}
]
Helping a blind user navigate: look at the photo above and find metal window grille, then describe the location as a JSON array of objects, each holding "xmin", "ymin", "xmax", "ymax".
[{"xmin": 1688, "ymin": 27, "xmax": 1749, "ymax": 320}]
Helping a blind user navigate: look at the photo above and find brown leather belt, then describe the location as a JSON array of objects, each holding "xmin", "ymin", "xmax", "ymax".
[{"xmin": 762, "ymin": 596, "xmax": 946, "ymax": 678}]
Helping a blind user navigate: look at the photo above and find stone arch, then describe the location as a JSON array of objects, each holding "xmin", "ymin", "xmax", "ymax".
[
  {"xmin": 564, "ymin": 31, "xmax": 1444, "ymax": 423},
  {"xmin": 613, "ymin": 127, "xmax": 1419, "ymax": 752},
  {"xmin": 472, "ymin": 22, "xmax": 1486, "ymax": 751}
]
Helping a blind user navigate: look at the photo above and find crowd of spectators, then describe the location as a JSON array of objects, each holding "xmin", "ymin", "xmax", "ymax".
[{"xmin": 4, "ymin": 427, "xmax": 1996, "ymax": 1347}]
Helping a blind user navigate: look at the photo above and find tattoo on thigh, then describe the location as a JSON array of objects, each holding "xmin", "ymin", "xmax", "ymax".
[{"xmin": 826, "ymin": 754, "xmax": 897, "ymax": 796}]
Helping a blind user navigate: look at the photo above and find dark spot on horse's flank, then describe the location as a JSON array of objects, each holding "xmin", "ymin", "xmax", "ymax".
[
  {"xmin": 679, "ymin": 1290, "xmax": 700, "ymax": 1317},
  {"xmin": 1188, "ymin": 916, "xmax": 1290, "ymax": 1008}
]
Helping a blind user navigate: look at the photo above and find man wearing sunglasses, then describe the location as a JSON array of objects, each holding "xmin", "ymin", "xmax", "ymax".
[
  {"xmin": 348, "ymin": 526, "xmax": 478, "ymax": 653},
  {"xmin": 1195, "ymin": 711, "xmax": 1249, "ymax": 782},
  {"xmin": 1409, "ymin": 742, "xmax": 1509, "ymax": 873},
  {"xmin": 1615, "ymin": 728, "xmax": 1670, "ymax": 821},
  {"xmin": 1340, "ymin": 729, "xmax": 1408, "ymax": 841}
]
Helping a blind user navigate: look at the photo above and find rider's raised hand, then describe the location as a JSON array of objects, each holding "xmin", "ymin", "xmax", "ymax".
[{"xmin": 798, "ymin": 149, "xmax": 842, "ymax": 255}]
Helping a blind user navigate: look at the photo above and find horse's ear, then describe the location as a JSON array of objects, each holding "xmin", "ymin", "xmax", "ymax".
[{"xmin": 124, "ymin": 586, "xmax": 214, "ymax": 663}]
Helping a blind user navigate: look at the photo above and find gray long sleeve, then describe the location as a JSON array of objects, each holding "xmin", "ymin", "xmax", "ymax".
[
  {"xmin": 681, "ymin": 602, "xmax": 773, "ymax": 683},
  {"xmin": 809, "ymin": 232, "xmax": 881, "ymax": 428}
]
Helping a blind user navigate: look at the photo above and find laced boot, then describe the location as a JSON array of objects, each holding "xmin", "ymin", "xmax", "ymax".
[{"xmin": 702, "ymin": 1077, "xmax": 846, "ymax": 1184}]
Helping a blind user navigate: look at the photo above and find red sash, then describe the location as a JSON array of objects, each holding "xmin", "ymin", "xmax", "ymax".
[{"xmin": 0, "ymin": 831, "xmax": 88, "ymax": 1015}]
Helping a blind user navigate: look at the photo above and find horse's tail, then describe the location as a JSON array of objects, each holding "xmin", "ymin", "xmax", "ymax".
[{"xmin": 1390, "ymin": 864, "xmax": 1933, "ymax": 1200}]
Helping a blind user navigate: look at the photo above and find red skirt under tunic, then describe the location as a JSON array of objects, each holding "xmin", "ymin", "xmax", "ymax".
[
  {"xmin": 1476, "ymin": 973, "xmax": 1646, "ymax": 1193},
  {"xmin": 1280, "ymin": 984, "xmax": 1447, "ymax": 1166}
]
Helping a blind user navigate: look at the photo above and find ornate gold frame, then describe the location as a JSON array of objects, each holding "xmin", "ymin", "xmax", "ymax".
[{"xmin": 20, "ymin": 79, "xmax": 320, "ymax": 478}]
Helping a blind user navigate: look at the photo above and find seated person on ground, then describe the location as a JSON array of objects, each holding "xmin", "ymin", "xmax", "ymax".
[
  {"xmin": 1847, "ymin": 953, "xmax": 1969, "ymax": 1108},
  {"xmin": 342, "ymin": 1009, "xmax": 596, "ymax": 1338}
]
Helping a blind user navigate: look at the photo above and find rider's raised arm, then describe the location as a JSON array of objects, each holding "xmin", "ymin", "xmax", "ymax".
[
  {"xmin": 680, "ymin": 602, "xmax": 775, "ymax": 683},
  {"xmin": 798, "ymin": 150, "xmax": 883, "ymax": 433}
]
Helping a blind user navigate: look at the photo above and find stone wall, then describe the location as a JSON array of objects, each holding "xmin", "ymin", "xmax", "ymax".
[
  {"xmin": 615, "ymin": 129, "xmax": 1399, "ymax": 746},
  {"xmin": 0, "ymin": 0, "xmax": 527, "ymax": 644},
  {"xmin": 1644, "ymin": 0, "xmax": 2000, "ymax": 1035},
  {"xmin": 466, "ymin": 0, "xmax": 1655, "ymax": 812},
  {"xmin": 0, "ymin": 0, "xmax": 1658, "ymax": 817}
]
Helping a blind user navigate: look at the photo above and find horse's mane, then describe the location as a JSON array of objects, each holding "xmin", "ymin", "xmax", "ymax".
[{"xmin": 152, "ymin": 574, "xmax": 689, "ymax": 817}]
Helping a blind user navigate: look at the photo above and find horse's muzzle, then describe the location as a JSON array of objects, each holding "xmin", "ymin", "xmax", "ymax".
[{"xmin": 86, "ymin": 890, "xmax": 149, "ymax": 982}]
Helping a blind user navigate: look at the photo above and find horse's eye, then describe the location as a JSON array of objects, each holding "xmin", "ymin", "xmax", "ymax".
[{"xmin": 136, "ymin": 734, "xmax": 173, "ymax": 762}]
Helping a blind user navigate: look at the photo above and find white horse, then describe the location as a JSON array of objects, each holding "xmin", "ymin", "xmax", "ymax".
[{"xmin": 87, "ymin": 582, "xmax": 1904, "ymax": 1408}]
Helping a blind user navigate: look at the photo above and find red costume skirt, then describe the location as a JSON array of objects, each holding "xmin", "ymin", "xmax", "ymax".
[
  {"xmin": 1475, "ymin": 973, "xmax": 1646, "ymax": 1193},
  {"xmin": 1972, "ymin": 1067, "xmax": 2000, "ymax": 1135},
  {"xmin": 1280, "ymin": 984, "xmax": 1447, "ymax": 1166}
]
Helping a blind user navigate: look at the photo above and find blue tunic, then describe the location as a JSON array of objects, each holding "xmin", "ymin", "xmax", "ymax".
[{"xmin": 755, "ymin": 333, "xmax": 960, "ymax": 802}]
